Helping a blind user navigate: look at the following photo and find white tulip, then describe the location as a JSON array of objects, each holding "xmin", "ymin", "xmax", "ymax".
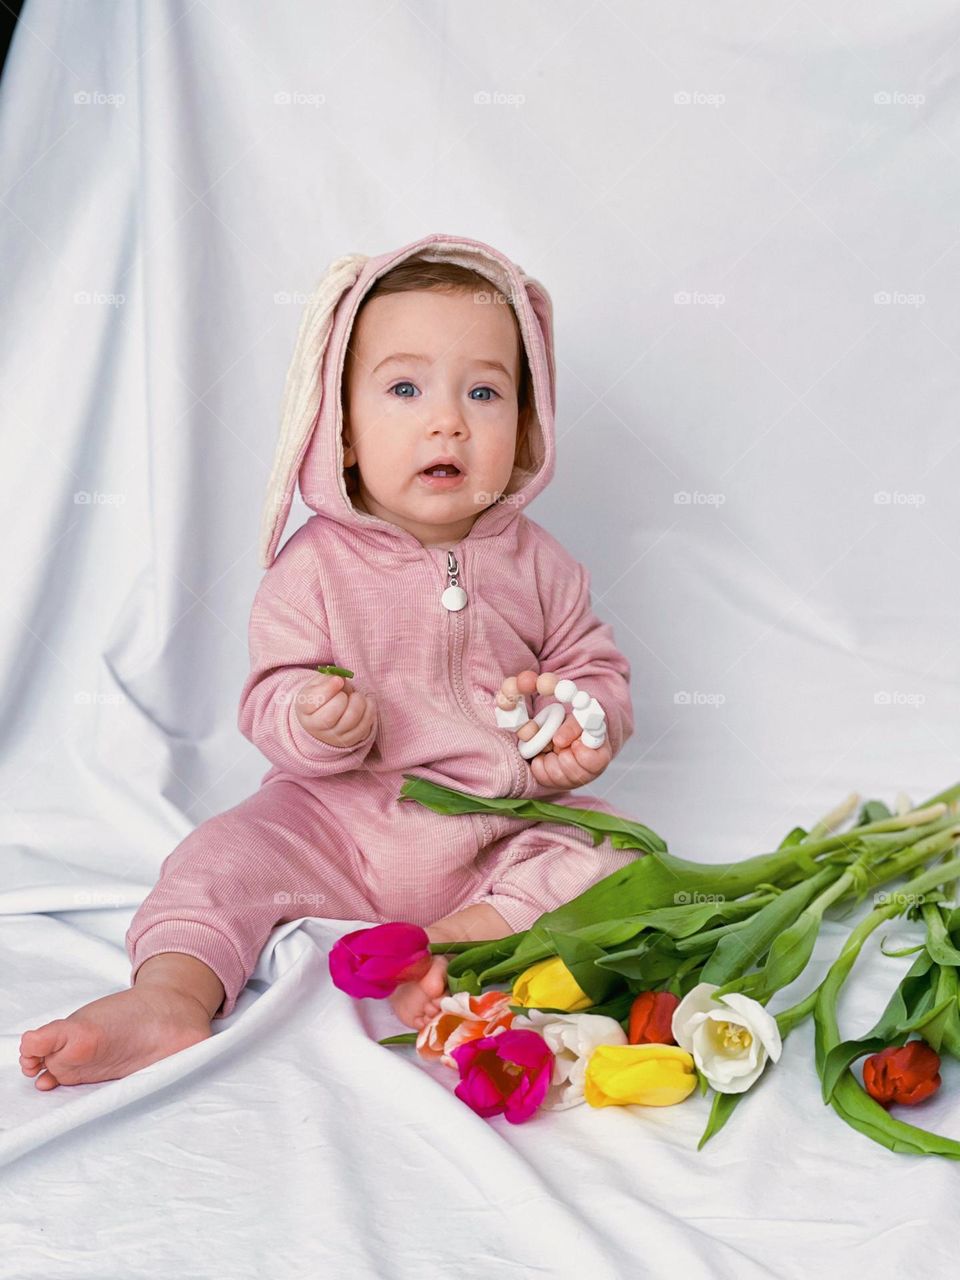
[
  {"xmin": 512, "ymin": 1010, "xmax": 628, "ymax": 1109},
  {"xmin": 671, "ymin": 982, "xmax": 782, "ymax": 1094}
]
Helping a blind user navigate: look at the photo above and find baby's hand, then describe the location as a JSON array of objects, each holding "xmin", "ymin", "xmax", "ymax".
[
  {"xmin": 497, "ymin": 669, "xmax": 612, "ymax": 790},
  {"xmin": 294, "ymin": 673, "xmax": 377, "ymax": 748}
]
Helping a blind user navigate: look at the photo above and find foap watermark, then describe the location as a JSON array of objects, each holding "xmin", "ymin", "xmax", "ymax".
[
  {"xmin": 74, "ymin": 291, "xmax": 126, "ymax": 308},
  {"xmin": 473, "ymin": 90, "xmax": 525, "ymax": 107},
  {"xmin": 74, "ymin": 490, "xmax": 127, "ymax": 506},
  {"xmin": 73, "ymin": 89, "xmax": 125, "ymax": 108},
  {"xmin": 474, "ymin": 490, "xmax": 526, "ymax": 507},
  {"xmin": 873, "ymin": 890, "xmax": 927, "ymax": 908},
  {"xmin": 74, "ymin": 690, "xmax": 126, "ymax": 706},
  {"xmin": 473, "ymin": 286, "xmax": 523, "ymax": 307},
  {"xmin": 674, "ymin": 690, "xmax": 726, "ymax": 707},
  {"xmin": 873, "ymin": 490, "xmax": 926, "ymax": 506},
  {"xmin": 274, "ymin": 90, "xmax": 326, "ymax": 107},
  {"xmin": 275, "ymin": 689, "xmax": 317, "ymax": 708},
  {"xmin": 674, "ymin": 490, "xmax": 726, "ymax": 506},
  {"xmin": 674, "ymin": 891, "xmax": 726, "ymax": 904},
  {"xmin": 873, "ymin": 91, "xmax": 925, "ymax": 107},
  {"xmin": 674, "ymin": 290, "xmax": 725, "ymax": 308},
  {"xmin": 674, "ymin": 90, "xmax": 726, "ymax": 108},
  {"xmin": 72, "ymin": 888, "xmax": 127, "ymax": 908},
  {"xmin": 274, "ymin": 890, "xmax": 327, "ymax": 907},
  {"xmin": 873, "ymin": 290, "xmax": 925, "ymax": 308},
  {"xmin": 874, "ymin": 690, "xmax": 925, "ymax": 708}
]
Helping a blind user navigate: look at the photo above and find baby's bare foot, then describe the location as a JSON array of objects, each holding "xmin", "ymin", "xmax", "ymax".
[
  {"xmin": 19, "ymin": 985, "xmax": 213, "ymax": 1090},
  {"xmin": 389, "ymin": 955, "xmax": 450, "ymax": 1030}
]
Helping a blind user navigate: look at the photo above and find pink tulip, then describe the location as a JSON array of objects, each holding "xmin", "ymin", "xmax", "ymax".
[
  {"xmin": 451, "ymin": 1029, "xmax": 554, "ymax": 1124},
  {"xmin": 328, "ymin": 921, "xmax": 432, "ymax": 998}
]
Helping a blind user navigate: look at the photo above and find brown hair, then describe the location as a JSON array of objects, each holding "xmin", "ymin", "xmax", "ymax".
[{"xmin": 341, "ymin": 255, "xmax": 535, "ymax": 498}]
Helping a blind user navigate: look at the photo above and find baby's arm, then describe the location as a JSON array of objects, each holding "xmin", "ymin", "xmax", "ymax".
[
  {"xmin": 508, "ymin": 544, "xmax": 635, "ymax": 797},
  {"xmin": 238, "ymin": 524, "xmax": 379, "ymax": 777}
]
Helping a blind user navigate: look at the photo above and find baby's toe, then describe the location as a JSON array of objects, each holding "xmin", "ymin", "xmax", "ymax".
[{"xmin": 421, "ymin": 957, "xmax": 449, "ymax": 1000}]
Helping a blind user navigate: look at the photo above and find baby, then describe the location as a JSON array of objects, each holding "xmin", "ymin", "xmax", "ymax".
[{"xmin": 20, "ymin": 233, "xmax": 639, "ymax": 1090}]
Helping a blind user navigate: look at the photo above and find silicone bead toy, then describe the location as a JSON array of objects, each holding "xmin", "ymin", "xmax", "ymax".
[{"xmin": 494, "ymin": 672, "xmax": 607, "ymax": 760}]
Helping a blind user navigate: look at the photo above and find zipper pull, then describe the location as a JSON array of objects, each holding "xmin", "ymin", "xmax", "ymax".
[{"xmin": 440, "ymin": 549, "xmax": 468, "ymax": 611}]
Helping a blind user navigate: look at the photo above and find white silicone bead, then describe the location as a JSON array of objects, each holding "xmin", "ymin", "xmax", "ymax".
[
  {"xmin": 495, "ymin": 701, "xmax": 530, "ymax": 731},
  {"xmin": 553, "ymin": 679, "xmax": 577, "ymax": 703},
  {"xmin": 574, "ymin": 696, "xmax": 605, "ymax": 731},
  {"xmin": 573, "ymin": 696, "xmax": 606, "ymax": 747}
]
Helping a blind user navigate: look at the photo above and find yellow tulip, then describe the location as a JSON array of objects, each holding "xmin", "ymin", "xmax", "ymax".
[
  {"xmin": 511, "ymin": 956, "xmax": 594, "ymax": 1012},
  {"xmin": 584, "ymin": 1043, "xmax": 697, "ymax": 1108}
]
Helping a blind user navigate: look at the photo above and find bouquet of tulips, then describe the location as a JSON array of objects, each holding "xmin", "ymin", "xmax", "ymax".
[{"xmin": 326, "ymin": 774, "xmax": 960, "ymax": 1155}]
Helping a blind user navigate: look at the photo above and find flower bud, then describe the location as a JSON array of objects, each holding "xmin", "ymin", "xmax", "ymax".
[
  {"xmin": 628, "ymin": 990, "xmax": 680, "ymax": 1045},
  {"xmin": 862, "ymin": 1041, "xmax": 941, "ymax": 1107}
]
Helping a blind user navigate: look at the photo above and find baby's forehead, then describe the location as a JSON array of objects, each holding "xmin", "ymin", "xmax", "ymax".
[{"xmin": 354, "ymin": 321, "xmax": 520, "ymax": 371}]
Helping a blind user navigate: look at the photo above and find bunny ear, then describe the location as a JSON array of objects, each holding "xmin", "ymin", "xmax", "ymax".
[
  {"xmin": 517, "ymin": 271, "xmax": 557, "ymax": 420},
  {"xmin": 259, "ymin": 253, "xmax": 368, "ymax": 568}
]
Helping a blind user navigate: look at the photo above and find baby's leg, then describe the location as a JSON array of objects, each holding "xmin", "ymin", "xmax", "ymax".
[
  {"xmin": 386, "ymin": 829, "xmax": 639, "ymax": 1032},
  {"xmin": 454, "ymin": 814, "xmax": 644, "ymax": 961},
  {"xmin": 19, "ymin": 954, "xmax": 220, "ymax": 1090},
  {"xmin": 388, "ymin": 903, "xmax": 514, "ymax": 1030},
  {"xmin": 21, "ymin": 781, "xmax": 376, "ymax": 1089}
]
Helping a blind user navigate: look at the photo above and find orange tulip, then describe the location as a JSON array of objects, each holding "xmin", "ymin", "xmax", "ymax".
[
  {"xmin": 628, "ymin": 991, "xmax": 680, "ymax": 1045},
  {"xmin": 416, "ymin": 990, "xmax": 516, "ymax": 1069},
  {"xmin": 863, "ymin": 1041, "xmax": 941, "ymax": 1107}
]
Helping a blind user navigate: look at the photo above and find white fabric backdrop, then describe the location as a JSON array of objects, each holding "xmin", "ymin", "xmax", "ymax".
[{"xmin": 1, "ymin": 2, "xmax": 959, "ymax": 1276}]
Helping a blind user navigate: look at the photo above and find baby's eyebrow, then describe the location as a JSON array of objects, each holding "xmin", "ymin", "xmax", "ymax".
[{"xmin": 372, "ymin": 353, "xmax": 514, "ymax": 379}]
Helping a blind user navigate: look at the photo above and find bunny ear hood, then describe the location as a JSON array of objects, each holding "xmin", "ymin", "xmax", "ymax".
[{"xmin": 259, "ymin": 233, "xmax": 557, "ymax": 568}]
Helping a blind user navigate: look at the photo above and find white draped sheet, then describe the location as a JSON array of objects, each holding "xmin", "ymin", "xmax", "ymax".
[{"xmin": 2, "ymin": 2, "xmax": 959, "ymax": 1276}]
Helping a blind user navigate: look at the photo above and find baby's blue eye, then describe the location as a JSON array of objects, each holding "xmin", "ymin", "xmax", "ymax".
[{"xmin": 389, "ymin": 382, "xmax": 499, "ymax": 401}]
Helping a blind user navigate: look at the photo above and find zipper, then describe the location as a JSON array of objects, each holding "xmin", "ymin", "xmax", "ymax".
[{"xmin": 428, "ymin": 546, "xmax": 527, "ymax": 803}]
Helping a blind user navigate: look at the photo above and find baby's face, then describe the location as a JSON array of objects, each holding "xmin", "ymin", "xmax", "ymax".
[{"xmin": 342, "ymin": 289, "xmax": 523, "ymax": 547}]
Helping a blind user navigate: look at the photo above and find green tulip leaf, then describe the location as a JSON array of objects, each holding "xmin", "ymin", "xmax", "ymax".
[
  {"xmin": 820, "ymin": 949, "xmax": 937, "ymax": 1101},
  {"xmin": 777, "ymin": 826, "xmax": 809, "ymax": 849},
  {"xmin": 922, "ymin": 902, "xmax": 960, "ymax": 966},
  {"xmin": 702, "ymin": 868, "xmax": 836, "ymax": 989},
  {"xmin": 544, "ymin": 929, "xmax": 622, "ymax": 1005},
  {"xmin": 856, "ymin": 800, "xmax": 893, "ymax": 826}
]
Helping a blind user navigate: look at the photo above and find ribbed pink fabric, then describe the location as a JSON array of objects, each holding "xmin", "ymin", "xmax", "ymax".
[{"xmin": 125, "ymin": 233, "xmax": 643, "ymax": 1019}]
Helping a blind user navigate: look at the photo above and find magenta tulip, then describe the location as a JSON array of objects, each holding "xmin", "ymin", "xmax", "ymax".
[
  {"xmin": 328, "ymin": 921, "xmax": 432, "ymax": 998},
  {"xmin": 451, "ymin": 1029, "xmax": 554, "ymax": 1124}
]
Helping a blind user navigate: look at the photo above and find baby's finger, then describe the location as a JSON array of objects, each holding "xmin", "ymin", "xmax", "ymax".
[
  {"xmin": 299, "ymin": 686, "xmax": 349, "ymax": 731},
  {"xmin": 551, "ymin": 712, "xmax": 583, "ymax": 751},
  {"xmin": 531, "ymin": 748, "xmax": 566, "ymax": 788},
  {"xmin": 319, "ymin": 674, "xmax": 355, "ymax": 700},
  {"xmin": 298, "ymin": 675, "xmax": 341, "ymax": 714},
  {"xmin": 553, "ymin": 748, "xmax": 593, "ymax": 788},
  {"xmin": 335, "ymin": 690, "xmax": 375, "ymax": 737},
  {"xmin": 571, "ymin": 737, "xmax": 611, "ymax": 774}
]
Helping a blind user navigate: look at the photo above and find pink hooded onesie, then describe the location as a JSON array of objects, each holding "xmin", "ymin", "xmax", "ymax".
[{"xmin": 125, "ymin": 232, "xmax": 643, "ymax": 1019}]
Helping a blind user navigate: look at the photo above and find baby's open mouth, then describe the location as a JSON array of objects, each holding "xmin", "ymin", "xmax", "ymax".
[{"xmin": 421, "ymin": 464, "xmax": 462, "ymax": 477}]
